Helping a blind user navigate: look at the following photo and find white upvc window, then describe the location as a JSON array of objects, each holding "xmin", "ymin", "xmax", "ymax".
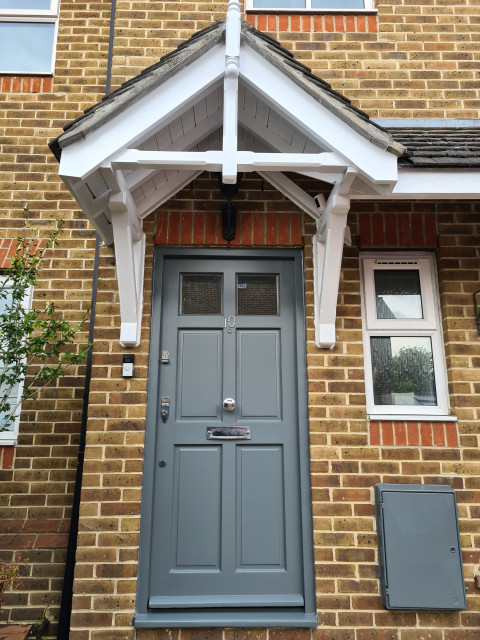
[
  {"xmin": 0, "ymin": 276, "xmax": 33, "ymax": 446},
  {"xmin": 0, "ymin": 0, "xmax": 60, "ymax": 75},
  {"xmin": 360, "ymin": 253, "xmax": 450, "ymax": 419},
  {"xmin": 246, "ymin": 0, "xmax": 375, "ymax": 11}
]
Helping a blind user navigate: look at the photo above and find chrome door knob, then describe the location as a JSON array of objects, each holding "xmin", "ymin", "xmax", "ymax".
[{"xmin": 223, "ymin": 398, "xmax": 236, "ymax": 411}]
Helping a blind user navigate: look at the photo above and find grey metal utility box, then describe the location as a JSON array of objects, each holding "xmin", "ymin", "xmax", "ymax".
[{"xmin": 375, "ymin": 484, "xmax": 466, "ymax": 610}]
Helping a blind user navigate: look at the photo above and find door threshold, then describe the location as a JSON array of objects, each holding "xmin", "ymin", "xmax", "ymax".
[{"xmin": 134, "ymin": 611, "xmax": 318, "ymax": 628}]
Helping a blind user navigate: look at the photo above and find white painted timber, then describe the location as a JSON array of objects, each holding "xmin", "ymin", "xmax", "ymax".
[
  {"xmin": 239, "ymin": 106, "xmax": 320, "ymax": 155},
  {"xmin": 110, "ymin": 149, "xmax": 348, "ymax": 173},
  {"xmin": 239, "ymin": 46, "xmax": 399, "ymax": 186},
  {"xmin": 257, "ymin": 171, "xmax": 322, "ymax": 220},
  {"xmin": 108, "ymin": 171, "xmax": 146, "ymax": 347},
  {"xmin": 135, "ymin": 170, "xmax": 203, "ymax": 219},
  {"xmin": 313, "ymin": 172, "xmax": 356, "ymax": 349},
  {"xmin": 58, "ymin": 45, "xmax": 225, "ymax": 181},
  {"xmin": 222, "ymin": 0, "xmax": 241, "ymax": 182},
  {"xmin": 125, "ymin": 109, "xmax": 223, "ymax": 191},
  {"xmin": 390, "ymin": 168, "xmax": 480, "ymax": 199}
]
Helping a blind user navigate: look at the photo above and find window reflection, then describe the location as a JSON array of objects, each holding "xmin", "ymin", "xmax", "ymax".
[{"xmin": 370, "ymin": 336, "xmax": 437, "ymax": 406}]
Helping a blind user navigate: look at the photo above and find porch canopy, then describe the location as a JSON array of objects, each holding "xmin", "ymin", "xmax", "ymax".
[{"xmin": 49, "ymin": 1, "xmax": 480, "ymax": 348}]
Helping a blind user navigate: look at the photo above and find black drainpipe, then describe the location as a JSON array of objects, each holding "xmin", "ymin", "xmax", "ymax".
[{"xmin": 56, "ymin": 2, "xmax": 117, "ymax": 638}]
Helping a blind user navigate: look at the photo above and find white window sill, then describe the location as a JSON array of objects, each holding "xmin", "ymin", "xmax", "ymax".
[
  {"xmin": 368, "ymin": 414, "xmax": 457, "ymax": 423},
  {"xmin": 0, "ymin": 71, "xmax": 54, "ymax": 76},
  {"xmin": 0, "ymin": 436, "xmax": 17, "ymax": 446},
  {"xmin": 246, "ymin": 8, "xmax": 378, "ymax": 13}
]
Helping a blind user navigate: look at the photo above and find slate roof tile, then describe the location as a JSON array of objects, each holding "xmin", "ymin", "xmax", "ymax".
[
  {"xmin": 50, "ymin": 19, "xmax": 403, "ymax": 161},
  {"xmin": 390, "ymin": 128, "xmax": 480, "ymax": 167}
]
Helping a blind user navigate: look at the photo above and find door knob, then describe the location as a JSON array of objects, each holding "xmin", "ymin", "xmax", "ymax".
[{"xmin": 223, "ymin": 398, "xmax": 236, "ymax": 412}]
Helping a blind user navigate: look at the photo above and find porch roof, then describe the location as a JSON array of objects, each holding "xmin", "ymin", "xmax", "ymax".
[{"xmin": 48, "ymin": 0, "xmax": 480, "ymax": 349}]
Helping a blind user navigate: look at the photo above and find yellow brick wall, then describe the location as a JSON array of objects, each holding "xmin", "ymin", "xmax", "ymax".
[
  {"xmin": 1, "ymin": 0, "xmax": 479, "ymax": 637},
  {"xmin": 108, "ymin": 0, "xmax": 480, "ymax": 118},
  {"xmin": 68, "ymin": 179, "xmax": 480, "ymax": 640}
]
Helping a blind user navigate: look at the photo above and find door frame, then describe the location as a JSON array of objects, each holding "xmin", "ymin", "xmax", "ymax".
[{"xmin": 135, "ymin": 247, "xmax": 317, "ymax": 628}]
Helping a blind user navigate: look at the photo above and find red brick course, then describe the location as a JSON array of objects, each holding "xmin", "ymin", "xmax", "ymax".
[
  {"xmin": 358, "ymin": 211, "xmax": 437, "ymax": 249},
  {"xmin": 246, "ymin": 12, "xmax": 378, "ymax": 33},
  {"xmin": 0, "ymin": 76, "xmax": 53, "ymax": 93},
  {"xmin": 369, "ymin": 421, "xmax": 459, "ymax": 447},
  {"xmin": 155, "ymin": 209, "xmax": 304, "ymax": 247}
]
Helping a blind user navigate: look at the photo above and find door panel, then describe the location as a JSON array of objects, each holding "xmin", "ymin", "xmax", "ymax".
[
  {"xmin": 177, "ymin": 330, "xmax": 223, "ymax": 419},
  {"xmin": 137, "ymin": 250, "xmax": 317, "ymax": 626},
  {"xmin": 172, "ymin": 446, "xmax": 222, "ymax": 569},
  {"xmin": 238, "ymin": 331, "xmax": 281, "ymax": 418},
  {"xmin": 236, "ymin": 445, "xmax": 285, "ymax": 568}
]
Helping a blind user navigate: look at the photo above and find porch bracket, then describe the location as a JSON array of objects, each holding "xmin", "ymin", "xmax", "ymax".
[
  {"xmin": 108, "ymin": 172, "xmax": 146, "ymax": 348},
  {"xmin": 313, "ymin": 171, "xmax": 355, "ymax": 349},
  {"xmin": 222, "ymin": 0, "xmax": 241, "ymax": 184}
]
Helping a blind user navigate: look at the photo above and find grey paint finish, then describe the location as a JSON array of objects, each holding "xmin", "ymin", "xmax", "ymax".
[
  {"xmin": 375, "ymin": 483, "xmax": 466, "ymax": 611},
  {"xmin": 238, "ymin": 331, "xmax": 281, "ymax": 418},
  {"xmin": 173, "ymin": 446, "xmax": 222, "ymax": 568},
  {"xmin": 178, "ymin": 331, "xmax": 222, "ymax": 418},
  {"xmin": 135, "ymin": 248, "xmax": 317, "ymax": 628},
  {"xmin": 237, "ymin": 446, "xmax": 285, "ymax": 568}
]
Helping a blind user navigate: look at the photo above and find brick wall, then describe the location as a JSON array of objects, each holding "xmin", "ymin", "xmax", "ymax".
[
  {"xmin": 65, "ymin": 175, "xmax": 480, "ymax": 639},
  {"xmin": 0, "ymin": 0, "xmax": 112, "ymax": 635},
  {"xmin": 108, "ymin": 1, "xmax": 480, "ymax": 118},
  {"xmin": 1, "ymin": 0, "xmax": 480, "ymax": 637}
]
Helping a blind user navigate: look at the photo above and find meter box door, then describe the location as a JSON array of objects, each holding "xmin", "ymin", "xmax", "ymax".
[{"xmin": 375, "ymin": 484, "xmax": 466, "ymax": 611}]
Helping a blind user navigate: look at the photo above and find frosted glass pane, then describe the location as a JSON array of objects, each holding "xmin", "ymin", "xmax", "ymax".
[
  {"xmin": 237, "ymin": 274, "xmax": 278, "ymax": 315},
  {"xmin": 370, "ymin": 336, "xmax": 437, "ymax": 406},
  {"xmin": 312, "ymin": 0, "xmax": 364, "ymax": 6},
  {"xmin": 0, "ymin": 22, "xmax": 55, "ymax": 73},
  {"xmin": 253, "ymin": 0, "xmax": 305, "ymax": 7},
  {"xmin": 0, "ymin": 1, "xmax": 51, "ymax": 9},
  {"xmin": 374, "ymin": 270, "xmax": 423, "ymax": 319},
  {"xmin": 180, "ymin": 274, "xmax": 222, "ymax": 315}
]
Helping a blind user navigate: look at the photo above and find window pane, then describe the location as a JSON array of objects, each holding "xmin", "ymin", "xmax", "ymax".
[
  {"xmin": 0, "ymin": 1, "xmax": 51, "ymax": 9},
  {"xmin": 312, "ymin": 0, "xmax": 364, "ymax": 7},
  {"xmin": 0, "ymin": 384, "xmax": 18, "ymax": 432},
  {"xmin": 0, "ymin": 286, "xmax": 16, "ymax": 432},
  {"xmin": 0, "ymin": 22, "xmax": 55, "ymax": 73},
  {"xmin": 370, "ymin": 336, "xmax": 437, "ymax": 406},
  {"xmin": 237, "ymin": 274, "xmax": 278, "ymax": 316},
  {"xmin": 374, "ymin": 269, "xmax": 423, "ymax": 319},
  {"xmin": 253, "ymin": 0, "xmax": 305, "ymax": 8},
  {"xmin": 180, "ymin": 274, "xmax": 222, "ymax": 315}
]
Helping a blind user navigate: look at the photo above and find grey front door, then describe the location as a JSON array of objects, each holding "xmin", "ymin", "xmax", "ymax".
[{"xmin": 136, "ymin": 248, "xmax": 316, "ymax": 627}]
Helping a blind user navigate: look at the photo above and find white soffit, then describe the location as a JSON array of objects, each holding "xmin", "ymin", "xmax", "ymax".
[{"xmin": 58, "ymin": 45, "xmax": 225, "ymax": 182}]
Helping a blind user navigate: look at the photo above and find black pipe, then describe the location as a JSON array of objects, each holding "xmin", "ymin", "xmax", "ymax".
[{"xmin": 56, "ymin": 2, "xmax": 117, "ymax": 638}]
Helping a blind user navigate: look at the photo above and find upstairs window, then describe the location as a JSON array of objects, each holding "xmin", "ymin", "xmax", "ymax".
[
  {"xmin": 247, "ymin": 0, "xmax": 374, "ymax": 9},
  {"xmin": 360, "ymin": 253, "xmax": 450, "ymax": 418},
  {"xmin": 0, "ymin": 0, "xmax": 59, "ymax": 74}
]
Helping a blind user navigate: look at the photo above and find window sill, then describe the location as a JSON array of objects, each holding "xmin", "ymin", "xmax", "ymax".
[
  {"xmin": 246, "ymin": 8, "xmax": 378, "ymax": 14},
  {"xmin": 0, "ymin": 436, "xmax": 17, "ymax": 446}
]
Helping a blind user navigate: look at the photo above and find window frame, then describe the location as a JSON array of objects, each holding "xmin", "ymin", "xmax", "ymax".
[
  {"xmin": 245, "ymin": 0, "xmax": 376, "ymax": 12},
  {"xmin": 0, "ymin": 275, "xmax": 33, "ymax": 446},
  {"xmin": 360, "ymin": 252, "xmax": 450, "ymax": 419},
  {"xmin": 0, "ymin": 0, "xmax": 60, "ymax": 75}
]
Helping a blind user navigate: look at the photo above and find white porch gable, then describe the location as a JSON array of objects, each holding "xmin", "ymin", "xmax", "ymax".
[{"xmin": 51, "ymin": 0, "xmax": 406, "ymax": 348}]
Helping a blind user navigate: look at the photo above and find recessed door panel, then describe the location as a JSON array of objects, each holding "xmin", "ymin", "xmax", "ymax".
[
  {"xmin": 238, "ymin": 330, "xmax": 281, "ymax": 419},
  {"xmin": 172, "ymin": 446, "xmax": 222, "ymax": 570},
  {"xmin": 236, "ymin": 446, "xmax": 285, "ymax": 568},
  {"xmin": 177, "ymin": 330, "xmax": 222, "ymax": 419}
]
